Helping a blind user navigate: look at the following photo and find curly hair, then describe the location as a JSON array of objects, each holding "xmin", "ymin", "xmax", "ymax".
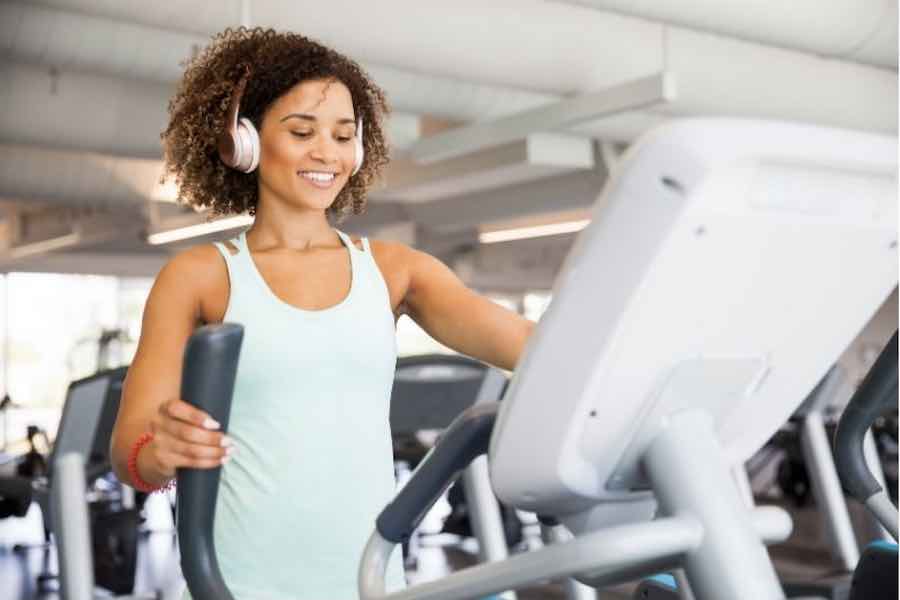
[{"xmin": 161, "ymin": 27, "xmax": 390, "ymax": 222}]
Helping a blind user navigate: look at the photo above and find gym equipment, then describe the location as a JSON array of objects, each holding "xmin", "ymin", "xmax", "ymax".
[
  {"xmin": 390, "ymin": 354, "xmax": 595, "ymax": 598},
  {"xmin": 175, "ymin": 323, "xmax": 244, "ymax": 600},
  {"xmin": 6, "ymin": 367, "xmax": 133, "ymax": 592},
  {"xmin": 633, "ymin": 573, "xmax": 679, "ymax": 599},
  {"xmin": 834, "ymin": 332, "xmax": 899, "ymax": 540},
  {"xmin": 784, "ymin": 365, "xmax": 892, "ymax": 556},
  {"xmin": 635, "ymin": 365, "xmax": 879, "ymax": 600},
  {"xmin": 778, "ymin": 367, "xmax": 878, "ymax": 599},
  {"xmin": 171, "ymin": 119, "xmax": 895, "ymax": 599},
  {"xmin": 833, "ymin": 331, "xmax": 898, "ymax": 600},
  {"xmin": 51, "ymin": 451, "xmax": 159, "ymax": 600},
  {"xmin": 389, "ymin": 355, "xmax": 512, "ymax": 584},
  {"xmin": 355, "ymin": 118, "xmax": 896, "ymax": 599}
]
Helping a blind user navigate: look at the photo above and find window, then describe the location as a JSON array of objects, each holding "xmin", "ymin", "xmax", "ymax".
[{"xmin": 0, "ymin": 273, "xmax": 153, "ymax": 443}]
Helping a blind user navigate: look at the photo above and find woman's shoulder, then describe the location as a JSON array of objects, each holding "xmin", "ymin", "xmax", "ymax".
[
  {"xmin": 365, "ymin": 238, "xmax": 414, "ymax": 272},
  {"xmin": 163, "ymin": 243, "xmax": 230, "ymax": 277},
  {"xmin": 154, "ymin": 243, "xmax": 230, "ymax": 317}
]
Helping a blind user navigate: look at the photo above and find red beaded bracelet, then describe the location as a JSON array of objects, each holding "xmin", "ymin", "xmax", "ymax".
[{"xmin": 127, "ymin": 431, "xmax": 176, "ymax": 494}]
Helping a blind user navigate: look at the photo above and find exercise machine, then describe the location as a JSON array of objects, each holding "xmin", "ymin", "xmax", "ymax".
[{"xmin": 174, "ymin": 118, "xmax": 896, "ymax": 600}]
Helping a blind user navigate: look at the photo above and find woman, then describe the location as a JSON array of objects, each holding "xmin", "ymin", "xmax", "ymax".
[{"xmin": 110, "ymin": 27, "xmax": 535, "ymax": 599}]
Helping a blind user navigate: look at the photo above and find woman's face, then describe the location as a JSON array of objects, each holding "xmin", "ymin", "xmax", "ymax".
[{"xmin": 257, "ymin": 78, "xmax": 359, "ymax": 212}]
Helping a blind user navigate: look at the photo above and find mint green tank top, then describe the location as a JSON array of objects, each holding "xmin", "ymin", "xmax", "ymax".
[{"xmin": 182, "ymin": 229, "xmax": 406, "ymax": 600}]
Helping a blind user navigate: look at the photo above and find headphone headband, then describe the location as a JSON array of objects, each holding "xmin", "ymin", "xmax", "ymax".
[{"xmin": 217, "ymin": 72, "xmax": 254, "ymax": 172}]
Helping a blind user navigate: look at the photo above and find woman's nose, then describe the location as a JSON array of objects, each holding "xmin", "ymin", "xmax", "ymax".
[{"xmin": 309, "ymin": 136, "xmax": 340, "ymax": 165}]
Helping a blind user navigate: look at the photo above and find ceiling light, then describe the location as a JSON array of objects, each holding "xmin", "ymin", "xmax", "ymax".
[
  {"xmin": 479, "ymin": 219, "xmax": 590, "ymax": 244},
  {"xmin": 8, "ymin": 232, "xmax": 82, "ymax": 259},
  {"xmin": 147, "ymin": 215, "xmax": 254, "ymax": 245}
]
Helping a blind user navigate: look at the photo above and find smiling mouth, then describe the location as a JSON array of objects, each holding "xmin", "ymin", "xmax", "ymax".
[{"xmin": 298, "ymin": 170, "xmax": 338, "ymax": 189}]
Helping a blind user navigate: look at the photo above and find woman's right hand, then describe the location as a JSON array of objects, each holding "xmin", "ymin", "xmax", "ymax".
[{"xmin": 147, "ymin": 399, "xmax": 235, "ymax": 478}]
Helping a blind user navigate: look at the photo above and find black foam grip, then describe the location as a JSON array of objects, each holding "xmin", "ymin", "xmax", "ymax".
[
  {"xmin": 376, "ymin": 403, "xmax": 498, "ymax": 544},
  {"xmin": 834, "ymin": 331, "xmax": 898, "ymax": 503},
  {"xmin": 176, "ymin": 324, "xmax": 244, "ymax": 600}
]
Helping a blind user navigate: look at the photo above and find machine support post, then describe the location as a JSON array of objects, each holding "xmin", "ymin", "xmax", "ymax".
[{"xmin": 644, "ymin": 411, "xmax": 785, "ymax": 600}]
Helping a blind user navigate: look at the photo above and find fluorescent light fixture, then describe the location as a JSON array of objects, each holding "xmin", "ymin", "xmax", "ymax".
[
  {"xmin": 9, "ymin": 232, "xmax": 82, "ymax": 259},
  {"xmin": 479, "ymin": 219, "xmax": 590, "ymax": 244},
  {"xmin": 147, "ymin": 215, "xmax": 254, "ymax": 245}
]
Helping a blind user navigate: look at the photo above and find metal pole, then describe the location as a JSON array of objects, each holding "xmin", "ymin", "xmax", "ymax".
[
  {"xmin": 461, "ymin": 368, "xmax": 517, "ymax": 599},
  {"xmin": 644, "ymin": 411, "xmax": 785, "ymax": 600},
  {"xmin": 539, "ymin": 523, "xmax": 599, "ymax": 600},
  {"xmin": 801, "ymin": 410, "xmax": 860, "ymax": 569},
  {"xmin": 462, "ymin": 456, "xmax": 516, "ymax": 600}
]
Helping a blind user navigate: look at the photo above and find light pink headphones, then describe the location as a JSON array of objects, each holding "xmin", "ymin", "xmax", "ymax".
[{"xmin": 217, "ymin": 72, "xmax": 365, "ymax": 176}]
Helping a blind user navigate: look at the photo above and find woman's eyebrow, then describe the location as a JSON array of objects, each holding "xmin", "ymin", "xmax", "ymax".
[{"xmin": 279, "ymin": 113, "xmax": 356, "ymax": 126}]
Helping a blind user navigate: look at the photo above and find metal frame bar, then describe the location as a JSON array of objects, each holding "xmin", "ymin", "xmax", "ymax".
[
  {"xmin": 644, "ymin": 411, "xmax": 786, "ymax": 600},
  {"xmin": 359, "ymin": 501, "xmax": 790, "ymax": 599},
  {"xmin": 801, "ymin": 409, "xmax": 861, "ymax": 569},
  {"xmin": 360, "ymin": 516, "xmax": 702, "ymax": 600}
]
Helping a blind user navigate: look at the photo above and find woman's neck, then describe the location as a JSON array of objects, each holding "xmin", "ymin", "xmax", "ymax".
[{"xmin": 246, "ymin": 198, "xmax": 340, "ymax": 252}]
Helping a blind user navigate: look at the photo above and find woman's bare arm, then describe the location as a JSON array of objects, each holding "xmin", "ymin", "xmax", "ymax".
[
  {"xmin": 109, "ymin": 245, "xmax": 229, "ymax": 487},
  {"xmin": 395, "ymin": 242, "xmax": 536, "ymax": 372}
]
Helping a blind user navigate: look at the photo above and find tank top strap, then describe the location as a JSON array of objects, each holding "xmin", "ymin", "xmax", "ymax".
[
  {"xmin": 212, "ymin": 236, "xmax": 235, "ymax": 263},
  {"xmin": 211, "ymin": 241, "xmax": 229, "ymax": 261},
  {"xmin": 212, "ymin": 231, "xmax": 246, "ymax": 258},
  {"xmin": 334, "ymin": 229, "xmax": 360, "ymax": 253},
  {"xmin": 334, "ymin": 230, "xmax": 372, "ymax": 255}
]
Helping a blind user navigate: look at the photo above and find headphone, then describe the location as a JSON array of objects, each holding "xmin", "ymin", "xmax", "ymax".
[{"xmin": 217, "ymin": 72, "xmax": 365, "ymax": 176}]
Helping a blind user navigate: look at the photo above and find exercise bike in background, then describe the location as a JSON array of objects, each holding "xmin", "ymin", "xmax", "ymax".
[{"xmin": 2, "ymin": 367, "xmax": 152, "ymax": 597}]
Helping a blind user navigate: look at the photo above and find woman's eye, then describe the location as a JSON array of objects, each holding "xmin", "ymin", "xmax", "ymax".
[
  {"xmin": 337, "ymin": 136, "xmax": 352, "ymax": 143},
  {"xmin": 290, "ymin": 131, "xmax": 313, "ymax": 139}
]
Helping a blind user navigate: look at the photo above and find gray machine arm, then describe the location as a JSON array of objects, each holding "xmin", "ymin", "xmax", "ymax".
[
  {"xmin": 834, "ymin": 331, "xmax": 898, "ymax": 540},
  {"xmin": 176, "ymin": 323, "xmax": 244, "ymax": 600},
  {"xmin": 376, "ymin": 402, "xmax": 498, "ymax": 544}
]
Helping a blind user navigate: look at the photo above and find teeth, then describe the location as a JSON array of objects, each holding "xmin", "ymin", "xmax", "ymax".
[{"xmin": 301, "ymin": 171, "xmax": 336, "ymax": 182}]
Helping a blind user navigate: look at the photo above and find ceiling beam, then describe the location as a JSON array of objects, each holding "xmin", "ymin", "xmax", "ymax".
[
  {"xmin": 377, "ymin": 134, "xmax": 594, "ymax": 204},
  {"xmin": 405, "ymin": 72, "xmax": 675, "ymax": 164},
  {"xmin": 406, "ymin": 161, "xmax": 608, "ymax": 234}
]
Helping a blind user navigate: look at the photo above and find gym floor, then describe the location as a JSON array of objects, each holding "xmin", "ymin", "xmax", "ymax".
[{"xmin": 0, "ymin": 493, "xmax": 885, "ymax": 600}]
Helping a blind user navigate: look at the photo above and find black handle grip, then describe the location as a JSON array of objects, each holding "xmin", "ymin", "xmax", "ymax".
[
  {"xmin": 834, "ymin": 331, "xmax": 898, "ymax": 503},
  {"xmin": 376, "ymin": 403, "xmax": 498, "ymax": 544},
  {"xmin": 176, "ymin": 323, "xmax": 244, "ymax": 600}
]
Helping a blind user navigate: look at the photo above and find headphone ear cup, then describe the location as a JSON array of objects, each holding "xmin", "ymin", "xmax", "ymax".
[
  {"xmin": 238, "ymin": 117, "xmax": 260, "ymax": 173},
  {"xmin": 351, "ymin": 117, "xmax": 364, "ymax": 176},
  {"xmin": 219, "ymin": 129, "xmax": 242, "ymax": 170}
]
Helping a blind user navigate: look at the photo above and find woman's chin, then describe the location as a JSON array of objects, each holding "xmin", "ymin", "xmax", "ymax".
[{"xmin": 290, "ymin": 190, "xmax": 339, "ymax": 212}]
